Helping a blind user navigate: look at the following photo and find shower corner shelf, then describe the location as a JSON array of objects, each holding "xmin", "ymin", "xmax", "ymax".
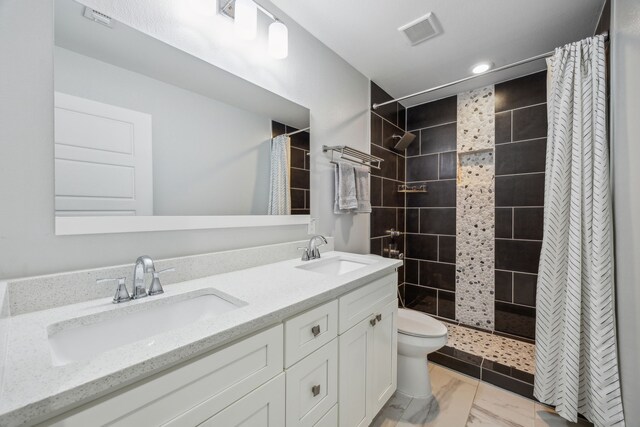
[
  {"xmin": 322, "ymin": 145, "xmax": 383, "ymax": 170},
  {"xmin": 398, "ymin": 185, "xmax": 427, "ymax": 193}
]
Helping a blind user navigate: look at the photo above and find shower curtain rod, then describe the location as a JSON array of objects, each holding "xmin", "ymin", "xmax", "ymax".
[
  {"xmin": 372, "ymin": 32, "xmax": 609, "ymax": 110},
  {"xmin": 285, "ymin": 126, "xmax": 310, "ymax": 136}
]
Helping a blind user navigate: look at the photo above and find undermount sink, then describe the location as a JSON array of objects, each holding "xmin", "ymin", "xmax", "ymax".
[
  {"xmin": 296, "ymin": 256, "xmax": 375, "ymax": 276},
  {"xmin": 48, "ymin": 289, "xmax": 245, "ymax": 366}
]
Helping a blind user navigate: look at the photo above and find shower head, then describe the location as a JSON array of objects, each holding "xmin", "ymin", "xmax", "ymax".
[{"xmin": 391, "ymin": 132, "xmax": 417, "ymax": 150}]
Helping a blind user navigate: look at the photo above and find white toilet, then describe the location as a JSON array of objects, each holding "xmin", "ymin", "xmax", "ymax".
[{"xmin": 397, "ymin": 308, "xmax": 448, "ymax": 398}]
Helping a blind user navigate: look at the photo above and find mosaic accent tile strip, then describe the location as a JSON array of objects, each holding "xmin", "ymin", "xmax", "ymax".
[
  {"xmin": 456, "ymin": 86, "xmax": 496, "ymax": 329},
  {"xmin": 445, "ymin": 322, "xmax": 535, "ymax": 374}
]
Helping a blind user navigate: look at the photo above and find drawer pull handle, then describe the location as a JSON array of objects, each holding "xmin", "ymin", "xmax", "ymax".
[
  {"xmin": 312, "ymin": 384, "xmax": 321, "ymax": 396},
  {"xmin": 311, "ymin": 325, "xmax": 321, "ymax": 337},
  {"xmin": 376, "ymin": 314, "xmax": 382, "ymax": 321},
  {"xmin": 370, "ymin": 318, "xmax": 377, "ymax": 326}
]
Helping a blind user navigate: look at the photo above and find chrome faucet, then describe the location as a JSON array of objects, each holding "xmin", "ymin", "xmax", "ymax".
[
  {"xmin": 299, "ymin": 235, "xmax": 327, "ymax": 261},
  {"xmin": 132, "ymin": 255, "xmax": 155, "ymax": 299}
]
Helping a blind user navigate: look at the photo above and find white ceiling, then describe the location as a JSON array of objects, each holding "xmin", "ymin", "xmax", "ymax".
[{"xmin": 269, "ymin": 0, "xmax": 606, "ymax": 106}]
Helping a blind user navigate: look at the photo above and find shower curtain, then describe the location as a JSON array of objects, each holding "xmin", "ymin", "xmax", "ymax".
[
  {"xmin": 534, "ymin": 35, "xmax": 624, "ymax": 426},
  {"xmin": 268, "ymin": 134, "xmax": 291, "ymax": 215}
]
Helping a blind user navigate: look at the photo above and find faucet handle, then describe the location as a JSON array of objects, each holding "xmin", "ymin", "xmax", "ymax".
[
  {"xmin": 149, "ymin": 267, "xmax": 175, "ymax": 296},
  {"xmin": 297, "ymin": 247, "xmax": 310, "ymax": 261},
  {"xmin": 97, "ymin": 277, "xmax": 130, "ymax": 304}
]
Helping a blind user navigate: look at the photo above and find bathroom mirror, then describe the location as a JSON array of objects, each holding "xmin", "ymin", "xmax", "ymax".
[{"xmin": 53, "ymin": 0, "xmax": 310, "ymax": 235}]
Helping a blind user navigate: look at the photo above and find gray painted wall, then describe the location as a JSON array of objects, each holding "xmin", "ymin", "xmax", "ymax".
[
  {"xmin": 55, "ymin": 47, "xmax": 272, "ymax": 216},
  {"xmin": 611, "ymin": 0, "xmax": 640, "ymax": 420},
  {"xmin": 0, "ymin": 0, "xmax": 370, "ymax": 279}
]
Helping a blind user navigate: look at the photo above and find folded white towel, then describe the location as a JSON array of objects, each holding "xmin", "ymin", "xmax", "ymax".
[
  {"xmin": 337, "ymin": 162, "xmax": 357, "ymax": 210},
  {"xmin": 354, "ymin": 166, "xmax": 371, "ymax": 213}
]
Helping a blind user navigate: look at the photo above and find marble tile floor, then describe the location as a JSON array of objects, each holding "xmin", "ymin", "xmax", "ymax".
[{"xmin": 372, "ymin": 363, "xmax": 593, "ymax": 427}]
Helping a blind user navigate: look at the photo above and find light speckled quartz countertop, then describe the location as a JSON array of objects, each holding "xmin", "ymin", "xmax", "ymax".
[{"xmin": 0, "ymin": 251, "xmax": 401, "ymax": 426}]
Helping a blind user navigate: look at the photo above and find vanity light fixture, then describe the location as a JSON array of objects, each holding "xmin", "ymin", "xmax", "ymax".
[
  {"xmin": 471, "ymin": 62, "xmax": 493, "ymax": 74},
  {"xmin": 220, "ymin": 0, "xmax": 289, "ymax": 59},
  {"xmin": 268, "ymin": 21, "xmax": 288, "ymax": 59}
]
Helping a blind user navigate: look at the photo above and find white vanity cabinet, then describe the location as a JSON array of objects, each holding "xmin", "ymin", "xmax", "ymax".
[
  {"xmin": 39, "ymin": 272, "xmax": 397, "ymax": 427},
  {"xmin": 338, "ymin": 274, "xmax": 398, "ymax": 427}
]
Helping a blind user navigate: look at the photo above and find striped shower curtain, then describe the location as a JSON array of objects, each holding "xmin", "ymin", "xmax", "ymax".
[
  {"xmin": 268, "ymin": 134, "xmax": 291, "ymax": 215},
  {"xmin": 534, "ymin": 35, "xmax": 624, "ymax": 426}
]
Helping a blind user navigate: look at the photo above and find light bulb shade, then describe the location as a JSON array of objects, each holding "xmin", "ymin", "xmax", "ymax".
[
  {"xmin": 234, "ymin": 0, "xmax": 257, "ymax": 40},
  {"xmin": 268, "ymin": 21, "xmax": 288, "ymax": 59}
]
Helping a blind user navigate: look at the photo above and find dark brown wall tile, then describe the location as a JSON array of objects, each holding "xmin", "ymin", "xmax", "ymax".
[
  {"xmin": 406, "ymin": 208, "xmax": 419, "ymax": 233},
  {"xmin": 420, "ymin": 261, "xmax": 456, "ymax": 291},
  {"xmin": 371, "ymin": 113, "xmax": 383, "ymax": 146},
  {"xmin": 272, "ymin": 120, "xmax": 286, "ymax": 137},
  {"xmin": 495, "ymin": 111, "xmax": 512, "ymax": 144},
  {"xmin": 420, "ymin": 208, "xmax": 456, "ymax": 235},
  {"xmin": 495, "ymin": 71, "xmax": 546, "ymax": 112},
  {"xmin": 496, "ymin": 139, "xmax": 547, "ymax": 175},
  {"xmin": 371, "ymin": 145, "xmax": 398, "ymax": 180},
  {"xmin": 291, "ymin": 189, "xmax": 305, "ymax": 209},
  {"xmin": 496, "ymin": 173, "xmax": 545, "ymax": 207},
  {"xmin": 370, "ymin": 176, "xmax": 382, "ymax": 207},
  {"xmin": 495, "ymin": 239, "xmax": 542, "ymax": 273},
  {"xmin": 438, "ymin": 236, "xmax": 456, "ymax": 263},
  {"xmin": 512, "ymin": 104, "xmax": 547, "ymax": 141},
  {"xmin": 495, "ymin": 208, "xmax": 513, "ymax": 238},
  {"xmin": 405, "ymin": 284, "xmax": 437, "ymax": 315},
  {"xmin": 407, "ymin": 96, "xmax": 457, "ymax": 130},
  {"xmin": 513, "ymin": 208, "xmax": 544, "ymax": 240},
  {"xmin": 383, "ymin": 179, "xmax": 403, "ymax": 207},
  {"xmin": 513, "ymin": 273, "xmax": 537, "ymax": 306},
  {"xmin": 406, "ymin": 180, "xmax": 456, "ymax": 207},
  {"xmin": 420, "ymin": 123, "xmax": 457, "ymax": 155},
  {"xmin": 290, "ymin": 130, "xmax": 310, "ymax": 150},
  {"xmin": 371, "ymin": 208, "xmax": 397, "ymax": 238},
  {"xmin": 439, "ymin": 152, "xmax": 457, "ymax": 180},
  {"xmin": 438, "ymin": 290, "xmax": 456, "ymax": 319},
  {"xmin": 495, "ymin": 301, "xmax": 536, "ymax": 339},
  {"xmin": 407, "ymin": 154, "xmax": 439, "ymax": 182},
  {"xmin": 405, "ymin": 258, "xmax": 419, "ymax": 284},
  {"xmin": 406, "ymin": 132, "xmax": 421, "ymax": 156},
  {"xmin": 291, "ymin": 147, "xmax": 306, "ymax": 169},
  {"xmin": 406, "ymin": 234, "xmax": 438, "ymax": 261},
  {"xmin": 495, "ymin": 270, "xmax": 513, "ymax": 302},
  {"xmin": 291, "ymin": 168, "xmax": 309, "ymax": 189}
]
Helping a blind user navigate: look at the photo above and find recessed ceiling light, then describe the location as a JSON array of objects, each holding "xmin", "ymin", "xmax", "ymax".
[{"xmin": 471, "ymin": 62, "xmax": 492, "ymax": 74}]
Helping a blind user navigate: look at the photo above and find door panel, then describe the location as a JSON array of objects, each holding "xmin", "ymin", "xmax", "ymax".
[
  {"xmin": 54, "ymin": 92, "xmax": 152, "ymax": 216},
  {"xmin": 371, "ymin": 299, "xmax": 398, "ymax": 415}
]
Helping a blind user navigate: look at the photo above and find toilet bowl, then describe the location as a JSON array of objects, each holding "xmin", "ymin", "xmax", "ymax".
[{"xmin": 397, "ymin": 308, "xmax": 448, "ymax": 398}]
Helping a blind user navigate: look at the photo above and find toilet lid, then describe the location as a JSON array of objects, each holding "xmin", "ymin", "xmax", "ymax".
[{"xmin": 397, "ymin": 308, "xmax": 448, "ymax": 338}]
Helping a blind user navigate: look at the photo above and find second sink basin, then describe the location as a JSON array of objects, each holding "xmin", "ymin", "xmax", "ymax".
[
  {"xmin": 296, "ymin": 255, "xmax": 375, "ymax": 276},
  {"xmin": 48, "ymin": 288, "xmax": 245, "ymax": 366}
]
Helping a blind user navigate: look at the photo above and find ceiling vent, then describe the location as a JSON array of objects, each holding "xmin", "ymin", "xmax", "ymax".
[
  {"xmin": 398, "ymin": 12, "xmax": 439, "ymax": 46},
  {"xmin": 83, "ymin": 7, "xmax": 113, "ymax": 28}
]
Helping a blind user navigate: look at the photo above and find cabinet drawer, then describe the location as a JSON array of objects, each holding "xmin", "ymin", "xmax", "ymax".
[
  {"xmin": 284, "ymin": 300, "xmax": 338, "ymax": 367},
  {"xmin": 286, "ymin": 338, "xmax": 338, "ymax": 427},
  {"xmin": 44, "ymin": 325, "xmax": 284, "ymax": 427},
  {"xmin": 339, "ymin": 273, "xmax": 396, "ymax": 334},
  {"xmin": 313, "ymin": 404, "xmax": 338, "ymax": 427},
  {"xmin": 198, "ymin": 373, "xmax": 285, "ymax": 426}
]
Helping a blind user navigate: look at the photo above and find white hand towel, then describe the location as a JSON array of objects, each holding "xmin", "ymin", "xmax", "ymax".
[
  {"xmin": 354, "ymin": 166, "xmax": 371, "ymax": 213},
  {"xmin": 337, "ymin": 162, "xmax": 357, "ymax": 210}
]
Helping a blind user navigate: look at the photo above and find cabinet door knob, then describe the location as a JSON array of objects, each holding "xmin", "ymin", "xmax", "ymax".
[
  {"xmin": 311, "ymin": 325, "xmax": 321, "ymax": 337},
  {"xmin": 376, "ymin": 314, "xmax": 382, "ymax": 321},
  {"xmin": 370, "ymin": 318, "xmax": 377, "ymax": 326},
  {"xmin": 312, "ymin": 384, "xmax": 321, "ymax": 396}
]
